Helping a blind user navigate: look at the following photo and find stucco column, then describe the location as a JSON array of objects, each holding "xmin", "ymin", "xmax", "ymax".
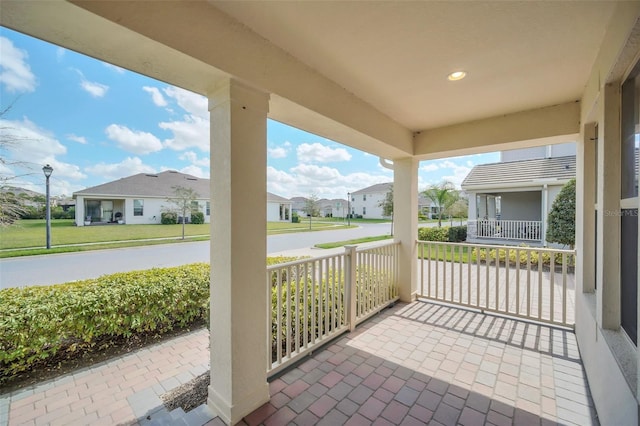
[
  {"xmin": 394, "ymin": 157, "xmax": 418, "ymax": 302},
  {"xmin": 541, "ymin": 185, "xmax": 548, "ymax": 247},
  {"xmin": 468, "ymin": 193, "xmax": 477, "ymax": 220},
  {"xmin": 207, "ymin": 79, "xmax": 270, "ymax": 425},
  {"xmin": 576, "ymin": 122, "xmax": 597, "ymax": 293},
  {"xmin": 487, "ymin": 195, "xmax": 497, "ymax": 219},
  {"xmin": 478, "ymin": 195, "xmax": 488, "ymax": 219},
  {"xmin": 597, "ymin": 83, "xmax": 621, "ymax": 329},
  {"xmin": 75, "ymin": 196, "xmax": 85, "ymax": 227}
]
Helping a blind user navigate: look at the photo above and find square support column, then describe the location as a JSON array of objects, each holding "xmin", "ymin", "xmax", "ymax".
[
  {"xmin": 394, "ymin": 157, "xmax": 418, "ymax": 302},
  {"xmin": 207, "ymin": 79, "xmax": 270, "ymax": 425},
  {"xmin": 597, "ymin": 83, "xmax": 621, "ymax": 329},
  {"xmin": 576, "ymin": 122, "xmax": 597, "ymax": 294}
]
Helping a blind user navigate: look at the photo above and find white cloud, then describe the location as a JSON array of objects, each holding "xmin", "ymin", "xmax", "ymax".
[
  {"xmin": 268, "ymin": 146, "xmax": 288, "ymax": 159},
  {"xmin": 421, "ymin": 163, "xmax": 439, "ymax": 172},
  {"xmin": 0, "ymin": 37, "xmax": 36, "ymax": 93},
  {"xmin": 85, "ymin": 157, "xmax": 155, "ymax": 180},
  {"xmin": 179, "ymin": 165, "xmax": 208, "ymax": 178},
  {"xmin": 66, "ymin": 134, "xmax": 87, "ymax": 144},
  {"xmin": 56, "ymin": 47, "xmax": 66, "ymax": 62},
  {"xmin": 160, "ymin": 116, "xmax": 210, "ymax": 152},
  {"xmin": 103, "ymin": 63, "xmax": 125, "ymax": 74},
  {"xmin": 71, "ymin": 68, "xmax": 109, "ymax": 98},
  {"xmin": 163, "ymin": 86, "xmax": 208, "ymax": 119},
  {"xmin": 80, "ymin": 80, "xmax": 109, "ymax": 98},
  {"xmin": 143, "ymin": 86, "xmax": 167, "ymax": 107},
  {"xmin": 159, "ymin": 86, "xmax": 210, "ymax": 152},
  {"xmin": 179, "ymin": 151, "xmax": 209, "ymax": 167},
  {"xmin": 0, "ymin": 117, "xmax": 86, "ymax": 196},
  {"xmin": 296, "ymin": 143, "xmax": 351, "ymax": 163},
  {"xmin": 105, "ymin": 124, "xmax": 163, "ymax": 155},
  {"xmin": 436, "ymin": 160, "xmax": 472, "ymax": 187}
]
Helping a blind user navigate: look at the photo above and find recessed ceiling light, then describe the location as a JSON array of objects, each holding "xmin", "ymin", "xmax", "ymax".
[{"xmin": 447, "ymin": 71, "xmax": 466, "ymax": 81}]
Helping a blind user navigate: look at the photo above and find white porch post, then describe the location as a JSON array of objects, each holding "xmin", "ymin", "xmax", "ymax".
[
  {"xmin": 468, "ymin": 193, "xmax": 478, "ymax": 220},
  {"xmin": 207, "ymin": 79, "xmax": 270, "ymax": 425},
  {"xmin": 597, "ymin": 83, "xmax": 621, "ymax": 329},
  {"xmin": 487, "ymin": 195, "xmax": 497, "ymax": 219},
  {"xmin": 75, "ymin": 196, "xmax": 85, "ymax": 227},
  {"xmin": 541, "ymin": 184, "xmax": 548, "ymax": 247},
  {"xmin": 576, "ymin": 122, "xmax": 597, "ymax": 294},
  {"xmin": 394, "ymin": 157, "xmax": 418, "ymax": 302},
  {"xmin": 478, "ymin": 195, "xmax": 488, "ymax": 218}
]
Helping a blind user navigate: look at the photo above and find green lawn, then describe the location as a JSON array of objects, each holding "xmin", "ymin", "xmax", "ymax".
[
  {"xmin": 418, "ymin": 244, "xmax": 472, "ymax": 262},
  {"xmin": 314, "ymin": 235, "xmax": 393, "ymax": 249},
  {"xmin": 0, "ymin": 219, "xmax": 353, "ymax": 256}
]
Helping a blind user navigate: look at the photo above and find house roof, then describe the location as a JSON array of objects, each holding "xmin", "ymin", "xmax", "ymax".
[
  {"xmin": 461, "ymin": 156, "xmax": 576, "ymax": 190},
  {"xmin": 351, "ymin": 183, "xmax": 392, "ymax": 195},
  {"xmin": 74, "ymin": 171, "xmax": 210, "ymax": 198},
  {"xmin": 267, "ymin": 192, "xmax": 291, "ymax": 203}
]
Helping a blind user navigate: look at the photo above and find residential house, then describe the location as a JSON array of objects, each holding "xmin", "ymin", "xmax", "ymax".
[
  {"xmin": 350, "ymin": 183, "xmax": 436, "ymax": 219},
  {"xmin": 318, "ymin": 198, "xmax": 347, "ymax": 218},
  {"xmin": 7, "ymin": 3, "xmax": 638, "ymax": 424},
  {"xmin": 73, "ymin": 171, "xmax": 292, "ymax": 225},
  {"xmin": 462, "ymin": 143, "xmax": 576, "ymax": 246}
]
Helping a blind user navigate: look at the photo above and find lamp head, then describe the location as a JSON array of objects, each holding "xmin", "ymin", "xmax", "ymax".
[{"xmin": 42, "ymin": 164, "xmax": 53, "ymax": 178}]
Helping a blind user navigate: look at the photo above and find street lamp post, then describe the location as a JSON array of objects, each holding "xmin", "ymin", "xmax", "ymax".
[
  {"xmin": 347, "ymin": 192, "xmax": 351, "ymax": 226},
  {"xmin": 42, "ymin": 164, "xmax": 53, "ymax": 249}
]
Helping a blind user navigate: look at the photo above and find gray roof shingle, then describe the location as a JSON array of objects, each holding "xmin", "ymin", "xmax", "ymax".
[
  {"xmin": 461, "ymin": 156, "xmax": 576, "ymax": 189},
  {"xmin": 74, "ymin": 170, "xmax": 211, "ymax": 198}
]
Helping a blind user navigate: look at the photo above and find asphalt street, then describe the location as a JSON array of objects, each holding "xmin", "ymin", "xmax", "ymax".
[{"xmin": 1, "ymin": 222, "xmax": 393, "ymax": 288}]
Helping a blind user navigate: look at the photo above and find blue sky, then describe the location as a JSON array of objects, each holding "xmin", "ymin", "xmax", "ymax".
[{"xmin": 0, "ymin": 27, "xmax": 499, "ymax": 199}]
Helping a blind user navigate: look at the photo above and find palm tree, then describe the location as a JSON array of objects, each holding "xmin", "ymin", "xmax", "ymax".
[{"xmin": 422, "ymin": 181, "xmax": 459, "ymax": 227}]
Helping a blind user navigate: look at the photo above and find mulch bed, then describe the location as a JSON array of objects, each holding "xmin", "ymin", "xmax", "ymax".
[{"xmin": 161, "ymin": 372, "xmax": 210, "ymax": 413}]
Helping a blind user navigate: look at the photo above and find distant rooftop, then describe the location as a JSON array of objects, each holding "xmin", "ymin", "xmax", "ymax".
[{"xmin": 461, "ymin": 155, "xmax": 576, "ymax": 189}]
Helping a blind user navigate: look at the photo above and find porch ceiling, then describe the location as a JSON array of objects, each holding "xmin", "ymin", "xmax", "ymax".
[{"xmin": 0, "ymin": 1, "xmax": 619, "ymax": 158}]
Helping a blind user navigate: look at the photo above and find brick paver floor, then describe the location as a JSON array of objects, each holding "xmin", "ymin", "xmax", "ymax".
[{"xmin": 1, "ymin": 301, "xmax": 598, "ymax": 425}]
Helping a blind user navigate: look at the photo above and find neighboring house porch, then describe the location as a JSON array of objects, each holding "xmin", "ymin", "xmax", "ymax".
[{"xmin": 462, "ymin": 156, "xmax": 576, "ymax": 246}]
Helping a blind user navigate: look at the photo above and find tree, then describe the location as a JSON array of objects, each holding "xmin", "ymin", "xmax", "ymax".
[
  {"xmin": 0, "ymin": 103, "xmax": 34, "ymax": 226},
  {"xmin": 378, "ymin": 185, "xmax": 394, "ymax": 235},
  {"xmin": 302, "ymin": 193, "xmax": 321, "ymax": 230},
  {"xmin": 546, "ymin": 178, "xmax": 576, "ymax": 248},
  {"xmin": 162, "ymin": 185, "xmax": 200, "ymax": 240},
  {"xmin": 448, "ymin": 197, "xmax": 469, "ymax": 225},
  {"xmin": 422, "ymin": 181, "xmax": 459, "ymax": 227}
]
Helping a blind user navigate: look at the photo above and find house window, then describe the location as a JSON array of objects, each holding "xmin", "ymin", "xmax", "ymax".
[
  {"xmin": 363, "ymin": 194, "xmax": 367, "ymax": 201},
  {"xmin": 206, "ymin": 201, "xmax": 210, "ymax": 216},
  {"xmin": 191, "ymin": 201, "xmax": 199, "ymax": 212},
  {"xmin": 620, "ymin": 62, "xmax": 640, "ymax": 345},
  {"xmin": 133, "ymin": 199, "xmax": 144, "ymax": 216},
  {"xmin": 363, "ymin": 207, "xmax": 366, "ymax": 215}
]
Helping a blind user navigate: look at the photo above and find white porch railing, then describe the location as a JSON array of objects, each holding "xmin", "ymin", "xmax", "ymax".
[
  {"xmin": 267, "ymin": 241, "xmax": 400, "ymax": 376},
  {"xmin": 467, "ymin": 219, "xmax": 543, "ymax": 242},
  {"xmin": 417, "ymin": 240, "xmax": 575, "ymax": 328}
]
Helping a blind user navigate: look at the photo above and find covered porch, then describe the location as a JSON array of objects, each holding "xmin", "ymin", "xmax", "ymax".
[{"xmin": 1, "ymin": 2, "xmax": 638, "ymax": 425}]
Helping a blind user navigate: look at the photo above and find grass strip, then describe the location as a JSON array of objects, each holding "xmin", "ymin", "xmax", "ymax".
[{"xmin": 314, "ymin": 235, "xmax": 393, "ymax": 249}]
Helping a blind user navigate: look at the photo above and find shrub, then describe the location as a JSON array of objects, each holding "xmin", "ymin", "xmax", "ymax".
[
  {"xmin": 546, "ymin": 178, "xmax": 575, "ymax": 247},
  {"xmin": 0, "ymin": 256, "xmax": 302, "ymax": 384},
  {"xmin": 161, "ymin": 212, "xmax": 177, "ymax": 224},
  {"xmin": 191, "ymin": 211, "xmax": 205, "ymax": 224},
  {"xmin": 292, "ymin": 212, "xmax": 300, "ymax": 223},
  {"xmin": 418, "ymin": 226, "xmax": 450, "ymax": 242},
  {"xmin": 448, "ymin": 226, "xmax": 467, "ymax": 242}
]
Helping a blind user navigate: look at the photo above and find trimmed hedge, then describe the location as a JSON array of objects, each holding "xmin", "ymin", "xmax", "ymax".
[
  {"xmin": 1, "ymin": 256, "xmax": 303, "ymax": 384},
  {"xmin": 161, "ymin": 212, "xmax": 177, "ymax": 224},
  {"xmin": 418, "ymin": 226, "xmax": 467, "ymax": 242},
  {"xmin": 191, "ymin": 212, "xmax": 205, "ymax": 224}
]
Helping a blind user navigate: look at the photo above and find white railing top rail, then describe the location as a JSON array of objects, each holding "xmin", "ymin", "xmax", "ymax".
[
  {"xmin": 354, "ymin": 240, "xmax": 400, "ymax": 253},
  {"xmin": 415, "ymin": 239, "xmax": 575, "ymax": 255},
  {"xmin": 266, "ymin": 252, "xmax": 344, "ymax": 271}
]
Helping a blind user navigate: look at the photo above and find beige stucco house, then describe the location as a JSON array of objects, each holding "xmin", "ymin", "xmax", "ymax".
[{"xmin": 3, "ymin": 2, "xmax": 639, "ymax": 425}]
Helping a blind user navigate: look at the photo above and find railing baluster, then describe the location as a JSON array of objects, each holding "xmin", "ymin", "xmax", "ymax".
[
  {"xmin": 538, "ymin": 252, "xmax": 543, "ymax": 321},
  {"xmin": 428, "ymin": 243, "xmax": 432, "ymax": 298},
  {"xmin": 450, "ymin": 244, "xmax": 455, "ymax": 302},
  {"xmin": 485, "ymin": 246, "xmax": 490, "ymax": 309},
  {"xmin": 562, "ymin": 253, "xmax": 568, "ymax": 325},
  {"xmin": 476, "ymin": 245, "xmax": 480, "ymax": 306},
  {"xmin": 516, "ymin": 249, "xmax": 520, "ymax": 316},
  {"xmin": 526, "ymin": 251, "xmax": 531, "ymax": 317},
  {"xmin": 550, "ymin": 252, "xmax": 555, "ymax": 323},
  {"xmin": 505, "ymin": 248, "xmax": 510, "ymax": 314},
  {"xmin": 495, "ymin": 246, "xmax": 499, "ymax": 310},
  {"xmin": 276, "ymin": 268, "xmax": 282, "ymax": 364}
]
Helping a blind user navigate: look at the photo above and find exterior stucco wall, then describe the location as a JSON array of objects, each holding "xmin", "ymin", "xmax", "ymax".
[
  {"xmin": 266, "ymin": 202, "xmax": 292, "ymax": 222},
  {"xmin": 499, "ymin": 191, "xmax": 541, "ymax": 221}
]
